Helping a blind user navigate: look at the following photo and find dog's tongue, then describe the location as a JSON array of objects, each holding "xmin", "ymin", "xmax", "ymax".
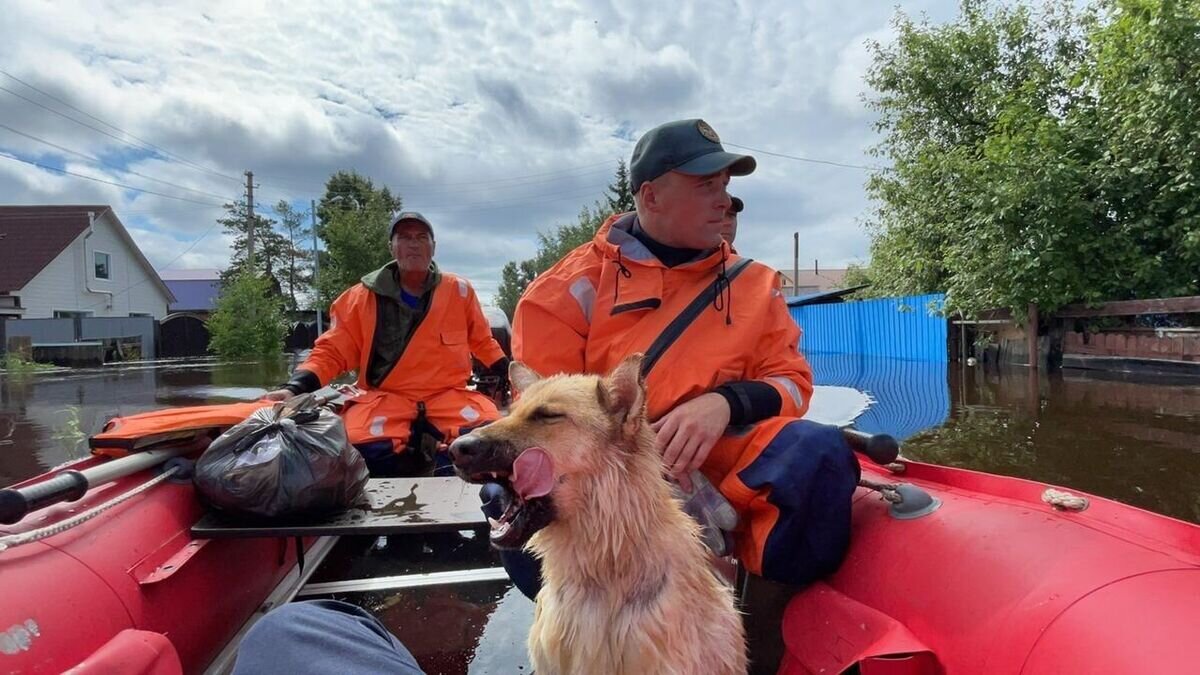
[{"xmin": 511, "ymin": 447, "xmax": 554, "ymax": 499}]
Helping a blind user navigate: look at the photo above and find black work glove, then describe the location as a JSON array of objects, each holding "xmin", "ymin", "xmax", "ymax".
[{"xmin": 485, "ymin": 357, "xmax": 511, "ymax": 405}]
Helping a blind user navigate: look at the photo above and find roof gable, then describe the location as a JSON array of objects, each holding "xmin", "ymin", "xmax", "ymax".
[
  {"xmin": 0, "ymin": 205, "xmax": 175, "ymax": 303},
  {"xmin": 0, "ymin": 205, "xmax": 99, "ymax": 292}
]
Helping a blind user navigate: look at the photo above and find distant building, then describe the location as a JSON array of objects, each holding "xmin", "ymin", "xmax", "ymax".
[
  {"xmin": 775, "ymin": 267, "xmax": 848, "ymax": 295},
  {"xmin": 0, "ymin": 205, "xmax": 174, "ymax": 319},
  {"xmin": 160, "ymin": 269, "xmax": 222, "ymax": 314}
]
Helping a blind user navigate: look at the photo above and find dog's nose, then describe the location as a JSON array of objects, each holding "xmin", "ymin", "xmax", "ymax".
[{"xmin": 449, "ymin": 433, "xmax": 487, "ymax": 463}]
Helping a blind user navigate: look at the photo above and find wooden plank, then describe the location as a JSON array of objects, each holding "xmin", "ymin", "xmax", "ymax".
[
  {"xmin": 1053, "ymin": 296, "xmax": 1200, "ymax": 318},
  {"xmin": 191, "ymin": 477, "xmax": 487, "ymax": 539}
]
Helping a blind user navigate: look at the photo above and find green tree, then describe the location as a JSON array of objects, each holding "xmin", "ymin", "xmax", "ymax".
[
  {"xmin": 272, "ymin": 200, "xmax": 313, "ymax": 311},
  {"xmin": 316, "ymin": 171, "xmax": 402, "ymax": 236},
  {"xmin": 495, "ymin": 162, "xmax": 630, "ymax": 319},
  {"xmin": 496, "ymin": 259, "xmax": 538, "ymax": 324},
  {"xmin": 1084, "ymin": 0, "xmax": 1200, "ymax": 299},
  {"xmin": 859, "ymin": 0, "xmax": 1199, "ymax": 318},
  {"xmin": 207, "ymin": 271, "xmax": 288, "ymax": 358},
  {"xmin": 315, "ymin": 172, "xmax": 403, "ymax": 308},
  {"xmin": 218, "ymin": 200, "xmax": 289, "ymax": 296},
  {"xmin": 603, "ymin": 159, "xmax": 635, "ymax": 214}
]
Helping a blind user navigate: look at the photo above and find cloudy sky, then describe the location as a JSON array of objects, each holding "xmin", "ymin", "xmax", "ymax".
[{"xmin": 0, "ymin": 0, "xmax": 959, "ymax": 304}]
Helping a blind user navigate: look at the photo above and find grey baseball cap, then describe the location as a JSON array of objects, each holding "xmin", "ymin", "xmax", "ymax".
[
  {"xmin": 630, "ymin": 119, "xmax": 756, "ymax": 192},
  {"xmin": 389, "ymin": 211, "xmax": 434, "ymax": 238}
]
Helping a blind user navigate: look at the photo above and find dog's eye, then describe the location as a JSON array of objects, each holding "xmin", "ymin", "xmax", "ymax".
[{"xmin": 529, "ymin": 408, "xmax": 565, "ymax": 423}]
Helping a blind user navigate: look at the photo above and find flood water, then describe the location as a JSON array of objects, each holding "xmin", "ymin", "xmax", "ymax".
[
  {"xmin": 8, "ymin": 354, "xmax": 1191, "ymax": 522},
  {"xmin": 1, "ymin": 355, "xmax": 1197, "ymax": 673}
]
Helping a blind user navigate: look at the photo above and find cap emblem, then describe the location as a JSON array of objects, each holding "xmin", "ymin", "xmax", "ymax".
[{"xmin": 696, "ymin": 120, "xmax": 720, "ymax": 143}]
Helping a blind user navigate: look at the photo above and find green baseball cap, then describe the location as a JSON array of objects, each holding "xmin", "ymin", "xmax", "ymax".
[{"xmin": 630, "ymin": 119, "xmax": 756, "ymax": 192}]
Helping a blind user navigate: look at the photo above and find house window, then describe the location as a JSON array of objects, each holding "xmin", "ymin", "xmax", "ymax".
[
  {"xmin": 53, "ymin": 310, "xmax": 92, "ymax": 319},
  {"xmin": 94, "ymin": 251, "xmax": 111, "ymax": 280}
]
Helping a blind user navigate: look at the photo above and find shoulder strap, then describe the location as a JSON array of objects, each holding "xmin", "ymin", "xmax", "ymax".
[{"xmin": 640, "ymin": 257, "xmax": 754, "ymax": 377}]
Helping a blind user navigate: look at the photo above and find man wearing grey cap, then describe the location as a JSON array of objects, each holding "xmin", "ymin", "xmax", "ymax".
[
  {"xmin": 266, "ymin": 212, "xmax": 508, "ymax": 477},
  {"xmin": 510, "ymin": 119, "xmax": 859, "ymax": 590}
]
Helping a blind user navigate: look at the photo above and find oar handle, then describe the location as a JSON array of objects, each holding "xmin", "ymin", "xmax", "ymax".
[
  {"xmin": 841, "ymin": 428, "xmax": 900, "ymax": 466},
  {"xmin": 0, "ymin": 471, "xmax": 88, "ymax": 525},
  {"xmin": 0, "ymin": 444, "xmax": 197, "ymax": 526}
]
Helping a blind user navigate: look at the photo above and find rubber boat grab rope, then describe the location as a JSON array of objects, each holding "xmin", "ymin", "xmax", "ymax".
[
  {"xmin": 0, "ymin": 466, "xmax": 179, "ymax": 553},
  {"xmin": 1042, "ymin": 488, "xmax": 1089, "ymax": 511},
  {"xmin": 859, "ymin": 477, "xmax": 903, "ymax": 504}
]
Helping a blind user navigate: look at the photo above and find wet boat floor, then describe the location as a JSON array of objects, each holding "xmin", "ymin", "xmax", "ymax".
[
  {"xmin": 308, "ymin": 532, "xmax": 533, "ymax": 674},
  {"xmin": 307, "ymin": 531, "xmax": 793, "ymax": 675}
]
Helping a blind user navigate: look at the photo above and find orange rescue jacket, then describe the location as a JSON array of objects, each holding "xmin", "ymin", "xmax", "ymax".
[
  {"xmin": 301, "ymin": 264, "xmax": 505, "ymax": 399},
  {"xmin": 513, "ymin": 212, "xmax": 812, "ymax": 420}
]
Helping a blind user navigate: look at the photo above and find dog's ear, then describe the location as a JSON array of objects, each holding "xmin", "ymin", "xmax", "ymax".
[
  {"xmin": 599, "ymin": 354, "xmax": 646, "ymax": 435},
  {"xmin": 509, "ymin": 361, "xmax": 543, "ymax": 395}
]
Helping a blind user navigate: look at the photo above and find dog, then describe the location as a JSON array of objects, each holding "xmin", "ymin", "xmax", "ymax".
[{"xmin": 449, "ymin": 354, "xmax": 747, "ymax": 675}]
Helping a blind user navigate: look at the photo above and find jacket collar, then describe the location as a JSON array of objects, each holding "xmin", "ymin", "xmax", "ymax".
[
  {"xmin": 361, "ymin": 260, "xmax": 442, "ymax": 297},
  {"xmin": 595, "ymin": 212, "xmax": 730, "ymax": 270}
]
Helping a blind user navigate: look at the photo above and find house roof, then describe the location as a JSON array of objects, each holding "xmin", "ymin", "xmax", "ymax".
[
  {"xmin": 0, "ymin": 205, "xmax": 98, "ymax": 292},
  {"xmin": 776, "ymin": 268, "xmax": 848, "ymax": 290},
  {"xmin": 165, "ymin": 278, "xmax": 221, "ymax": 312},
  {"xmin": 159, "ymin": 268, "xmax": 221, "ymax": 281},
  {"xmin": 0, "ymin": 205, "xmax": 174, "ymax": 303}
]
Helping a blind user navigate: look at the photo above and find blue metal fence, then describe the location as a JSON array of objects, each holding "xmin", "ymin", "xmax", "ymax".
[{"xmin": 791, "ymin": 293, "xmax": 947, "ymax": 362}]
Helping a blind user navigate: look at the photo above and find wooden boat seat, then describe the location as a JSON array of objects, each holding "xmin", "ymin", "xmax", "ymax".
[{"xmin": 191, "ymin": 477, "xmax": 487, "ymax": 539}]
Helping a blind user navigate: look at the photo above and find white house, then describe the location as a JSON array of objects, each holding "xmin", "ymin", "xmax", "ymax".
[{"xmin": 0, "ymin": 205, "xmax": 175, "ymax": 319}]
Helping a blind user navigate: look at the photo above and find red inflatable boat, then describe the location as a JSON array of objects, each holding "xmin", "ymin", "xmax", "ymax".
[{"xmin": 1, "ymin": 415, "xmax": 1197, "ymax": 673}]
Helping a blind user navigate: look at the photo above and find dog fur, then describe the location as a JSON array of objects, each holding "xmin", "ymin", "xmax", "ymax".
[{"xmin": 455, "ymin": 355, "xmax": 747, "ymax": 675}]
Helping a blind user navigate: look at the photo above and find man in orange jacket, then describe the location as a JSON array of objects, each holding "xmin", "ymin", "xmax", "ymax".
[
  {"xmin": 267, "ymin": 212, "xmax": 508, "ymax": 476},
  {"xmin": 510, "ymin": 119, "xmax": 859, "ymax": 587}
]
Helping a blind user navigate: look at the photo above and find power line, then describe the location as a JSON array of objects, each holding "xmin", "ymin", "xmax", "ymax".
[
  {"xmin": 0, "ymin": 123, "xmax": 237, "ymax": 202},
  {"xmin": 0, "ymin": 153, "xmax": 227, "ymax": 206},
  {"xmin": 420, "ymin": 185, "xmax": 609, "ymax": 215},
  {"xmin": 0, "ymin": 204, "xmax": 225, "ymax": 219},
  {"xmin": 257, "ymin": 159, "xmax": 619, "ymax": 194},
  {"xmin": 723, "ymin": 141, "xmax": 882, "ymax": 171},
  {"xmin": 0, "ymin": 70, "xmax": 243, "ymax": 184}
]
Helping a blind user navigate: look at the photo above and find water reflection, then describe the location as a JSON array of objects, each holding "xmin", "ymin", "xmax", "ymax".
[
  {"xmin": 910, "ymin": 365, "xmax": 1200, "ymax": 524},
  {"xmin": 808, "ymin": 353, "xmax": 950, "ymax": 441},
  {"xmin": 0, "ymin": 359, "xmax": 289, "ymax": 485},
  {"xmin": 315, "ymin": 581, "xmax": 533, "ymax": 674},
  {"xmin": 807, "ymin": 352, "xmax": 1199, "ymax": 523},
  {"xmin": 2, "ymin": 356, "xmax": 1197, "ymax": 524}
]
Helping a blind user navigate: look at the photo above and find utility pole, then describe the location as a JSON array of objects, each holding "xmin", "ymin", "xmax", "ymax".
[
  {"xmin": 311, "ymin": 199, "xmax": 323, "ymax": 335},
  {"xmin": 245, "ymin": 170, "xmax": 255, "ymax": 264},
  {"xmin": 792, "ymin": 232, "xmax": 800, "ymax": 296}
]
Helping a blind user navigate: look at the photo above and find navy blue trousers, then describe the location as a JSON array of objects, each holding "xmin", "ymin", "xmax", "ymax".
[{"xmin": 233, "ymin": 600, "xmax": 423, "ymax": 674}]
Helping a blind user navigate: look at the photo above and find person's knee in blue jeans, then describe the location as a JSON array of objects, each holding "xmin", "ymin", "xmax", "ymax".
[
  {"xmin": 232, "ymin": 600, "xmax": 423, "ymax": 674},
  {"xmin": 479, "ymin": 482, "xmax": 542, "ymax": 600}
]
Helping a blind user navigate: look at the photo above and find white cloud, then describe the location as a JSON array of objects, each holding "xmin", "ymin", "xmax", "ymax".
[
  {"xmin": 0, "ymin": 0, "xmax": 958, "ymax": 303},
  {"xmin": 829, "ymin": 27, "xmax": 896, "ymax": 117}
]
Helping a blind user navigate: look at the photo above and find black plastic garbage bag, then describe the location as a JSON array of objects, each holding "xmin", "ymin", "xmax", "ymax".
[{"xmin": 194, "ymin": 394, "xmax": 369, "ymax": 518}]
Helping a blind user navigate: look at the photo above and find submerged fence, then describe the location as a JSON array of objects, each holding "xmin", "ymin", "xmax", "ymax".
[{"xmin": 791, "ymin": 293, "xmax": 947, "ymax": 362}]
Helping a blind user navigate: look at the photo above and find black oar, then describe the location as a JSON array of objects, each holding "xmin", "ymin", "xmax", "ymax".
[
  {"xmin": 0, "ymin": 444, "xmax": 194, "ymax": 525},
  {"xmin": 841, "ymin": 428, "xmax": 900, "ymax": 466}
]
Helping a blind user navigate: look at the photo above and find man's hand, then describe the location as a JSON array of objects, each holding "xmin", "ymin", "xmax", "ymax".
[
  {"xmin": 651, "ymin": 393, "xmax": 731, "ymax": 492},
  {"xmin": 262, "ymin": 388, "xmax": 295, "ymax": 402}
]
